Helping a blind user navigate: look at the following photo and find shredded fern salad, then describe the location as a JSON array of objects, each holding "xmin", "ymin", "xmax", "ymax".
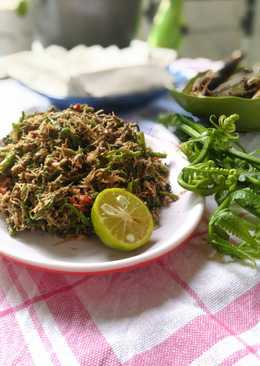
[
  {"xmin": 160, "ymin": 112, "xmax": 260, "ymax": 264},
  {"xmin": 0, "ymin": 105, "xmax": 176, "ymax": 237}
]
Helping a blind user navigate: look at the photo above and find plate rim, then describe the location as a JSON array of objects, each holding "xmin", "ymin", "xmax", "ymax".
[{"xmin": 0, "ymin": 212, "xmax": 203, "ymax": 275}]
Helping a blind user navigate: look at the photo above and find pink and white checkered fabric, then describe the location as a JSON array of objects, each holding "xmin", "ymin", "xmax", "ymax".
[
  {"xmin": 0, "ymin": 60, "xmax": 260, "ymax": 366},
  {"xmin": 1, "ymin": 214, "xmax": 260, "ymax": 366}
]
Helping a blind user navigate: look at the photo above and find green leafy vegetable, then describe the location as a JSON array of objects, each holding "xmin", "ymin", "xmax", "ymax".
[
  {"xmin": 0, "ymin": 152, "xmax": 15, "ymax": 173},
  {"xmin": 178, "ymin": 161, "xmax": 238, "ymax": 196},
  {"xmin": 160, "ymin": 112, "xmax": 260, "ymax": 264}
]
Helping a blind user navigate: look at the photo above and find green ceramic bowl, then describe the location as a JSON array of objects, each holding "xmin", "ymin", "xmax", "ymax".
[{"xmin": 170, "ymin": 79, "xmax": 260, "ymax": 132}]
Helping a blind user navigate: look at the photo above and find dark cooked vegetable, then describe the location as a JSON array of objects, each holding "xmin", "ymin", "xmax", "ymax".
[
  {"xmin": 0, "ymin": 105, "xmax": 175, "ymax": 236},
  {"xmin": 191, "ymin": 50, "xmax": 245, "ymax": 96},
  {"xmin": 206, "ymin": 50, "xmax": 245, "ymax": 90},
  {"xmin": 187, "ymin": 50, "xmax": 260, "ymax": 99}
]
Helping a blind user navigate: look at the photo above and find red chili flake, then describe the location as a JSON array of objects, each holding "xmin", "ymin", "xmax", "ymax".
[
  {"xmin": 0, "ymin": 187, "xmax": 7, "ymax": 194},
  {"xmin": 69, "ymin": 195, "xmax": 92, "ymax": 212},
  {"xmin": 72, "ymin": 104, "xmax": 82, "ymax": 112},
  {"xmin": 0, "ymin": 177, "xmax": 10, "ymax": 194},
  {"xmin": 79, "ymin": 195, "xmax": 92, "ymax": 206},
  {"xmin": 30, "ymin": 131, "xmax": 38, "ymax": 138}
]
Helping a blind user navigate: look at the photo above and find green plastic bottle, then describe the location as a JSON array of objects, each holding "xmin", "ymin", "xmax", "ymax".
[{"xmin": 148, "ymin": 0, "xmax": 183, "ymax": 50}]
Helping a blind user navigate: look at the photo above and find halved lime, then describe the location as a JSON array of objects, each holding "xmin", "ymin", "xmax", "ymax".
[{"xmin": 91, "ymin": 188, "xmax": 154, "ymax": 251}]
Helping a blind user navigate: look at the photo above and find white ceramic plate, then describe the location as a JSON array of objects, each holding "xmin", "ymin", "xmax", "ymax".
[{"xmin": 0, "ymin": 124, "xmax": 204, "ymax": 273}]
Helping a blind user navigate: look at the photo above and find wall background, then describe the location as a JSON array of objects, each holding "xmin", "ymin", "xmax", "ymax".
[
  {"xmin": 180, "ymin": 0, "xmax": 259, "ymax": 64},
  {"xmin": 0, "ymin": 0, "xmax": 259, "ymax": 63},
  {"xmin": 139, "ymin": 0, "xmax": 260, "ymax": 63}
]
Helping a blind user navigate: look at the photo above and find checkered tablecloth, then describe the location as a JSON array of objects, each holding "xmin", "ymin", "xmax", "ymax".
[{"xmin": 0, "ymin": 71, "xmax": 260, "ymax": 366}]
